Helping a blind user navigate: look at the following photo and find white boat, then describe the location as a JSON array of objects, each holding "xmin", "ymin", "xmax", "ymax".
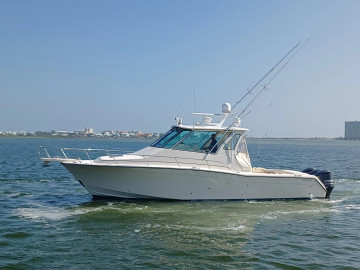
[
  {"xmin": 41, "ymin": 42, "xmax": 334, "ymax": 200},
  {"xmin": 41, "ymin": 102, "xmax": 334, "ymax": 200}
]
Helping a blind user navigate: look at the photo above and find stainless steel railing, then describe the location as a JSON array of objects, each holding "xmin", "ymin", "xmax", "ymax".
[{"xmin": 39, "ymin": 146, "xmax": 239, "ymax": 173}]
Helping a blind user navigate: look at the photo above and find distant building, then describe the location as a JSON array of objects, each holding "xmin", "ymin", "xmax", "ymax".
[
  {"xmin": 345, "ymin": 121, "xmax": 360, "ymax": 139},
  {"xmin": 103, "ymin": 131, "xmax": 111, "ymax": 137},
  {"xmin": 85, "ymin": 127, "xmax": 93, "ymax": 135}
]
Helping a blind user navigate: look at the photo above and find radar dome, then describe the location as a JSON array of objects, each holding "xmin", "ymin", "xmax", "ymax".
[{"xmin": 222, "ymin": 103, "xmax": 231, "ymax": 114}]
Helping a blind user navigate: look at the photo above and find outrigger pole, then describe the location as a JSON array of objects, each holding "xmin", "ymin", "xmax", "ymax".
[
  {"xmin": 236, "ymin": 38, "xmax": 311, "ymax": 119},
  {"xmin": 205, "ymin": 39, "xmax": 310, "ymax": 158},
  {"xmin": 232, "ymin": 41, "xmax": 301, "ymax": 112}
]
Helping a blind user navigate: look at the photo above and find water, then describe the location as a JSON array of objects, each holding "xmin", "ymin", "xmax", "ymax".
[{"xmin": 1, "ymin": 137, "xmax": 360, "ymax": 269}]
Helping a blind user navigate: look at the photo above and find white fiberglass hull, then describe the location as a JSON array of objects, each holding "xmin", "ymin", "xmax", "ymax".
[{"xmin": 62, "ymin": 163, "xmax": 327, "ymax": 200}]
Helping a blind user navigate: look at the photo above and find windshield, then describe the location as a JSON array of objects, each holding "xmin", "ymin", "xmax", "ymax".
[
  {"xmin": 152, "ymin": 128, "xmax": 227, "ymax": 154},
  {"xmin": 162, "ymin": 130, "xmax": 191, "ymax": 149}
]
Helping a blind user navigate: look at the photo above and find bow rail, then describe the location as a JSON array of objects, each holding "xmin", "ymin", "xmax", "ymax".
[{"xmin": 39, "ymin": 146, "xmax": 239, "ymax": 173}]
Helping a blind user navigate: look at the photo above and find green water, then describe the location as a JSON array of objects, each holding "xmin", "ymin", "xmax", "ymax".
[{"xmin": 0, "ymin": 138, "xmax": 359, "ymax": 269}]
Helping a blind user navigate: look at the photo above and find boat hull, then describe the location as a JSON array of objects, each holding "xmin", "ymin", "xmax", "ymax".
[{"xmin": 62, "ymin": 163, "xmax": 327, "ymax": 200}]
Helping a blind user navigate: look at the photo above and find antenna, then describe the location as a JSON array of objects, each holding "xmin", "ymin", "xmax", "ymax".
[
  {"xmin": 193, "ymin": 66, "xmax": 198, "ymax": 125},
  {"xmin": 176, "ymin": 72, "xmax": 184, "ymax": 121}
]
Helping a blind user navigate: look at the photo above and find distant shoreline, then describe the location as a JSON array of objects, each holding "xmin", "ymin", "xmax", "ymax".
[
  {"xmin": 0, "ymin": 135, "xmax": 155, "ymax": 140},
  {"xmin": 0, "ymin": 135, "xmax": 347, "ymax": 140}
]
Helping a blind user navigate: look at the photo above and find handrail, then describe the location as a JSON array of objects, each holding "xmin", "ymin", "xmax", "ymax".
[
  {"xmin": 39, "ymin": 146, "xmax": 51, "ymax": 158},
  {"xmin": 120, "ymin": 154, "xmax": 237, "ymax": 173},
  {"xmin": 61, "ymin": 147, "xmax": 132, "ymax": 154},
  {"xmin": 39, "ymin": 147, "xmax": 239, "ymax": 173}
]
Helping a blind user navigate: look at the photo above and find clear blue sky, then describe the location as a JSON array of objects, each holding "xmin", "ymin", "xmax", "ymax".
[{"xmin": 1, "ymin": 0, "xmax": 359, "ymax": 137}]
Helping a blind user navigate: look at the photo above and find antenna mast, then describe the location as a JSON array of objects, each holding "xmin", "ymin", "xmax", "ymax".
[
  {"xmin": 193, "ymin": 66, "xmax": 198, "ymax": 125},
  {"xmin": 176, "ymin": 72, "xmax": 184, "ymax": 121}
]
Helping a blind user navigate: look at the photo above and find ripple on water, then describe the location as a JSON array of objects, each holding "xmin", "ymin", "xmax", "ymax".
[
  {"xmin": 14, "ymin": 204, "xmax": 73, "ymax": 222},
  {"xmin": 3, "ymin": 232, "xmax": 31, "ymax": 239},
  {"xmin": 0, "ymin": 241, "xmax": 10, "ymax": 247},
  {"xmin": 134, "ymin": 223, "xmax": 247, "ymax": 234}
]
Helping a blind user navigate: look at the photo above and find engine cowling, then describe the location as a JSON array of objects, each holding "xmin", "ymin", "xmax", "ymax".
[{"xmin": 302, "ymin": 168, "xmax": 334, "ymax": 199}]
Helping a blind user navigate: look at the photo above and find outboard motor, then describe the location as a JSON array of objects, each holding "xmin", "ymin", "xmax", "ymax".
[
  {"xmin": 302, "ymin": 168, "xmax": 334, "ymax": 199},
  {"xmin": 308, "ymin": 169, "xmax": 320, "ymax": 175},
  {"xmin": 302, "ymin": 168, "xmax": 314, "ymax": 174}
]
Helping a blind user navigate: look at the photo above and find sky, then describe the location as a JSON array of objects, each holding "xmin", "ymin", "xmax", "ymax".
[{"xmin": 1, "ymin": 0, "xmax": 360, "ymax": 137}]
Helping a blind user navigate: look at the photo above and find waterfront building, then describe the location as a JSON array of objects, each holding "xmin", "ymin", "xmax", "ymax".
[
  {"xmin": 85, "ymin": 127, "xmax": 94, "ymax": 135},
  {"xmin": 345, "ymin": 121, "xmax": 360, "ymax": 139}
]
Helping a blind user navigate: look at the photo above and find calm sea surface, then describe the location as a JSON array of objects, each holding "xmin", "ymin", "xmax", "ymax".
[{"xmin": 1, "ymin": 137, "xmax": 360, "ymax": 269}]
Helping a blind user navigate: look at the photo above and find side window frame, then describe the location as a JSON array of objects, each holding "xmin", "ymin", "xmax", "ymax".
[{"xmin": 151, "ymin": 128, "xmax": 180, "ymax": 148}]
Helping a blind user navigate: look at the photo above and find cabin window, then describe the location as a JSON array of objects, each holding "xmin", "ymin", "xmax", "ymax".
[
  {"xmin": 224, "ymin": 134, "xmax": 241, "ymax": 150},
  {"xmin": 236, "ymin": 136, "xmax": 250, "ymax": 159}
]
